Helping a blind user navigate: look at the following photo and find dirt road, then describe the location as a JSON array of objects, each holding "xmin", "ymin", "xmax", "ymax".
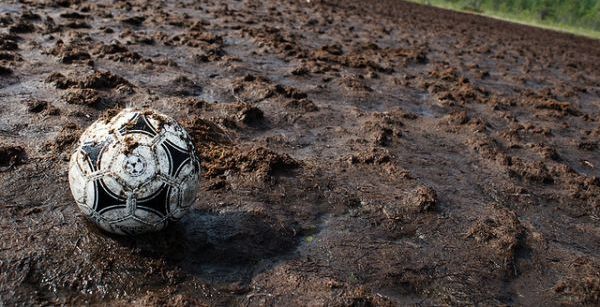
[{"xmin": 1, "ymin": 0, "xmax": 599, "ymax": 305}]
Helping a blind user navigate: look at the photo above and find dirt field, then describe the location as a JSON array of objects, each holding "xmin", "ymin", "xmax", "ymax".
[{"xmin": 1, "ymin": 0, "xmax": 599, "ymax": 305}]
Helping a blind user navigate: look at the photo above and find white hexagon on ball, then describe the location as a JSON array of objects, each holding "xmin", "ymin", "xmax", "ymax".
[{"xmin": 68, "ymin": 108, "xmax": 201, "ymax": 235}]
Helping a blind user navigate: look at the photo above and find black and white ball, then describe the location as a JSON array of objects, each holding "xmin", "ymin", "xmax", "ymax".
[{"xmin": 68, "ymin": 108, "xmax": 200, "ymax": 235}]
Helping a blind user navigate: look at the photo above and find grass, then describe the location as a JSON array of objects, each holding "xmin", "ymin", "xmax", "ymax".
[{"xmin": 405, "ymin": 0, "xmax": 600, "ymax": 40}]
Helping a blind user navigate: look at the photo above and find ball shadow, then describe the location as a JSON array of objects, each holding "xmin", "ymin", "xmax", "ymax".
[{"xmin": 114, "ymin": 209, "xmax": 299, "ymax": 284}]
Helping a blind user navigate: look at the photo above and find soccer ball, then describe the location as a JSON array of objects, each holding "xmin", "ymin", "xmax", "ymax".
[{"xmin": 68, "ymin": 108, "xmax": 200, "ymax": 235}]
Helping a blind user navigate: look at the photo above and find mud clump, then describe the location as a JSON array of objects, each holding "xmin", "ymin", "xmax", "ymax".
[
  {"xmin": 9, "ymin": 21, "xmax": 35, "ymax": 34},
  {"xmin": 92, "ymin": 42, "xmax": 146, "ymax": 63},
  {"xmin": 554, "ymin": 276, "xmax": 600, "ymax": 305},
  {"xmin": 315, "ymin": 44, "xmax": 344, "ymax": 58},
  {"xmin": 382, "ymin": 185, "xmax": 438, "ymax": 220},
  {"xmin": 0, "ymin": 65, "xmax": 13, "ymax": 75},
  {"xmin": 26, "ymin": 100, "xmax": 48, "ymax": 113},
  {"xmin": 45, "ymin": 71, "xmax": 132, "ymax": 90},
  {"xmin": 60, "ymin": 20, "xmax": 91, "ymax": 29},
  {"xmin": 231, "ymin": 74, "xmax": 276, "ymax": 103},
  {"xmin": 290, "ymin": 65, "xmax": 309, "ymax": 76},
  {"xmin": 59, "ymin": 12, "xmax": 88, "ymax": 19},
  {"xmin": 121, "ymin": 15, "xmax": 146, "ymax": 26},
  {"xmin": 161, "ymin": 75, "xmax": 202, "ymax": 97},
  {"xmin": 58, "ymin": 49, "xmax": 91, "ymax": 64},
  {"xmin": 48, "ymin": 40, "xmax": 92, "ymax": 64},
  {"xmin": 236, "ymin": 104, "xmax": 264, "ymax": 125},
  {"xmin": 363, "ymin": 111, "xmax": 404, "ymax": 146},
  {"xmin": 466, "ymin": 205, "xmax": 524, "ymax": 272},
  {"xmin": 44, "ymin": 123, "xmax": 81, "ymax": 155},
  {"xmin": 45, "ymin": 105, "xmax": 61, "ymax": 116},
  {"xmin": 27, "ymin": 99, "xmax": 59, "ymax": 116},
  {"xmin": 165, "ymin": 30, "xmax": 223, "ymax": 47},
  {"xmin": 122, "ymin": 135, "xmax": 140, "ymax": 155},
  {"xmin": 508, "ymin": 158, "xmax": 554, "ymax": 184},
  {"xmin": 429, "ymin": 66, "xmax": 459, "ymax": 82},
  {"xmin": 339, "ymin": 74, "xmax": 372, "ymax": 92},
  {"xmin": 45, "ymin": 72, "xmax": 74, "ymax": 89},
  {"xmin": 348, "ymin": 147, "xmax": 393, "ymax": 165},
  {"xmin": 202, "ymin": 146, "xmax": 300, "ymax": 179},
  {"xmin": 80, "ymin": 71, "xmax": 132, "ymax": 90},
  {"xmin": 193, "ymin": 45, "xmax": 225, "ymax": 62},
  {"xmin": 0, "ymin": 52, "xmax": 23, "ymax": 61},
  {"xmin": 275, "ymin": 84, "xmax": 308, "ymax": 100},
  {"xmin": 409, "ymin": 186, "xmax": 437, "ymax": 212},
  {"xmin": 284, "ymin": 99, "xmax": 318, "ymax": 112},
  {"xmin": 529, "ymin": 98, "xmax": 581, "ymax": 117},
  {"xmin": 0, "ymin": 144, "xmax": 26, "ymax": 167},
  {"xmin": 0, "ymin": 34, "xmax": 19, "ymax": 51},
  {"xmin": 578, "ymin": 141, "xmax": 598, "ymax": 151},
  {"xmin": 183, "ymin": 117, "xmax": 232, "ymax": 147},
  {"xmin": 444, "ymin": 110, "xmax": 470, "ymax": 125},
  {"xmin": 98, "ymin": 107, "xmax": 122, "ymax": 123},
  {"xmin": 62, "ymin": 88, "xmax": 102, "ymax": 107},
  {"xmin": 394, "ymin": 47, "xmax": 428, "ymax": 65}
]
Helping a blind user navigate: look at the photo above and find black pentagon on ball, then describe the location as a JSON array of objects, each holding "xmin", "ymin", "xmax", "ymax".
[{"xmin": 118, "ymin": 113, "xmax": 158, "ymax": 137}]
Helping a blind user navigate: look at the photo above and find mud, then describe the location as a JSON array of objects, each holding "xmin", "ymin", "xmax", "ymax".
[
  {"xmin": 0, "ymin": 144, "xmax": 26, "ymax": 168},
  {"xmin": 0, "ymin": 0, "xmax": 599, "ymax": 305}
]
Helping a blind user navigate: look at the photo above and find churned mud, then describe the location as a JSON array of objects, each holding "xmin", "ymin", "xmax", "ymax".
[{"xmin": 1, "ymin": 0, "xmax": 599, "ymax": 305}]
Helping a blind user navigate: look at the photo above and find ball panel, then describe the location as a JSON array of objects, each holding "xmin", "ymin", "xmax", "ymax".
[
  {"xmin": 168, "ymin": 158, "xmax": 200, "ymax": 216},
  {"xmin": 117, "ymin": 113, "xmax": 158, "ymax": 138},
  {"xmin": 144, "ymin": 112, "xmax": 176, "ymax": 132},
  {"xmin": 84, "ymin": 179, "xmax": 97, "ymax": 210},
  {"xmin": 75, "ymin": 151, "xmax": 93, "ymax": 175},
  {"xmin": 79, "ymin": 135, "xmax": 115, "ymax": 173},
  {"xmin": 154, "ymin": 144, "xmax": 172, "ymax": 179},
  {"xmin": 110, "ymin": 217, "xmax": 166, "ymax": 235},
  {"xmin": 94, "ymin": 178, "xmax": 127, "ymax": 214},
  {"xmin": 160, "ymin": 140, "xmax": 193, "ymax": 177},
  {"xmin": 110, "ymin": 110, "xmax": 138, "ymax": 133},
  {"xmin": 170, "ymin": 159, "xmax": 200, "ymax": 209},
  {"xmin": 135, "ymin": 184, "xmax": 170, "ymax": 217},
  {"xmin": 115, "ymin": 130, "xmax": 156, "ymax": 147},
  {"xmin": 99, "ymin": 175, "xmax": 128, "ymax": 200},
  {"xmin": 167, "ymin": 186, "xmax": 182, "ymax": 217},
  {"xmin": 76, "ymin": 201, "xmax": 93, "ymax": 216},
  {"xmin": 98, "ymin": 207, "xmax": 130, "ymax": 222},
  {"xmin": 134, "ymin": 178, "xmax": 165, "ymax": 200},
  {"xmin": 133, "ymin": 206, "xmax": 164, "ymax": 225},
  {"xmin": 98, "ymin": 141, "xmax": 121, "ymax": 174},
  {"xmin": 175, "ymin": 160, "xmax": 195, "ymax": 180},
  {"xmin": 162, "ymin": 128, "xmax": 192, "ymax": 151},
  {"xmin": 80, "ymin": 120, "xmax": 111, "ymax": 144},
  {"xmin": 68, "ymin": 159, "xmax": 87, "ymax": 204},
  {"xmin": 169, "ymin": 207, "xmax": 187, "ymax": 221},
  {"xmin": 180, "ymin": 173, "xmax": 199, "ymax": 208},
  {"xmin": 110, "ymin": 145, "xmax": 158, "ymax": 190}
]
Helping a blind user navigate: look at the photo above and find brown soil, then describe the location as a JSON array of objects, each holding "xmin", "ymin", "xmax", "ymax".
[{"xmin": 1, "ymin": 0, "xmax": 599, "ymax": 305}]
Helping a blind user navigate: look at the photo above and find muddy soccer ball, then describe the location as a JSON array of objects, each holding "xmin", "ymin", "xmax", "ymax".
[{"xmin": 68, "ymin": 109, "xmax": 200, "ymax": 235}]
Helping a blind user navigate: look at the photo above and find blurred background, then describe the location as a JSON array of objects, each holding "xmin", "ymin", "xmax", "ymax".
[{"xmin": 412, "ymin": 0, "xmax": 600, "ymax": 38}]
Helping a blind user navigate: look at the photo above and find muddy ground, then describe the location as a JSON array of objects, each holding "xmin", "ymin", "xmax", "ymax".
[{"xmin": 0, "ymin": 0, "xmax": 599, "ymax": 305}]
